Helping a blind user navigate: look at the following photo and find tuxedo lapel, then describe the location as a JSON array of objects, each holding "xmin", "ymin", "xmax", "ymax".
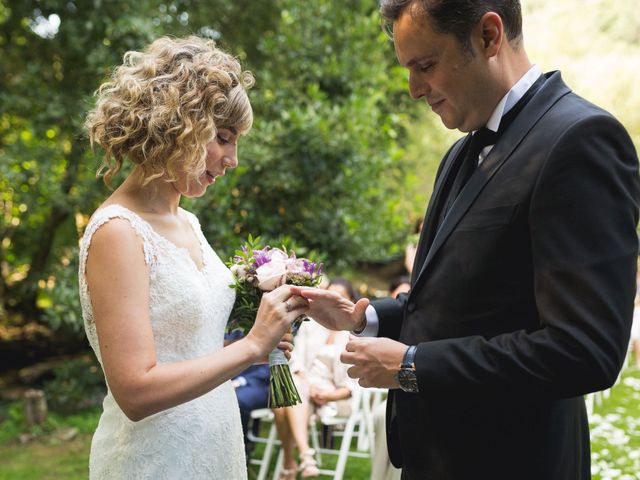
[
  {"xmin": 412, "ymin": 72, "xmax": 572, "ymax": 291},
  {"xmin": 410, "ymin": 137, "xmax": 470, "ymax": 284}
]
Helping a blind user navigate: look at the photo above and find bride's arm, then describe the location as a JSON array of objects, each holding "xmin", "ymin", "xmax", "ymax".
[{"xmin": 86, "ymin": 219, "xmax": 302, "ymax": 422}]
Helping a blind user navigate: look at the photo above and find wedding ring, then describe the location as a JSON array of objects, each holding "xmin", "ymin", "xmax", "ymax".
[{"xmin": 285, "ymin": 300, "xmax": 293, "ymax": 312}]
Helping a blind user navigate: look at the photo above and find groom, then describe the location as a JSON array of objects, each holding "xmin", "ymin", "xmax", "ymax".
[{"xmin": 295, "ymin": 1, "xmax": 640, "ymax": 479}]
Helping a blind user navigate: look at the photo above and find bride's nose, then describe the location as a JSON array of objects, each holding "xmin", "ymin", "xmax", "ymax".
[{"xmin": 223, "ymin": 154, "xmax": 238, "ymax": 170}]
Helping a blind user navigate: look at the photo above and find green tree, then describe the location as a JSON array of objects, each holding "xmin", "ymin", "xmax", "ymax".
[
  {"xmin": 190, "ymin": 0, "xmax": 419, "ymax": 267},
  {"xmin": 0, "ymin": 0, "xmax": 281, "ymax": 332},
  {"xmin": 0, "ymin": 0, "xmax": 425, "ymax": 337}
]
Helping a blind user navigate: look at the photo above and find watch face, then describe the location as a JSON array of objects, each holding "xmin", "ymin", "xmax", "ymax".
[{"xmin": 398, "ymin": 368, "xmax": 419, "ymax": 393}]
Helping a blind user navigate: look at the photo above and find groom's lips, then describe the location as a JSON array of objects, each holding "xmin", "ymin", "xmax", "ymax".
[{"xmin": 429, "ymin": 99, "xmax": 445, "ymax": 112}]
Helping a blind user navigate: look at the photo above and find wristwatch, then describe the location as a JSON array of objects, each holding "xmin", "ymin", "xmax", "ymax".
[{"xmin": 396, "ymin": 345, "xmax": 419, "ymax": 393}]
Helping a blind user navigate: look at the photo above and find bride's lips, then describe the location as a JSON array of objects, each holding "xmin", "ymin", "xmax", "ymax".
[{"xmin": 205, "ymin": 171, "xmax": 225, "ymax": 185}]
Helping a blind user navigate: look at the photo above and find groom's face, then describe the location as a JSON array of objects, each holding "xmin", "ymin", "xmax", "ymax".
[{"xmin": 393, "ymin": 9, "xmax": 497, "ymax": 132}]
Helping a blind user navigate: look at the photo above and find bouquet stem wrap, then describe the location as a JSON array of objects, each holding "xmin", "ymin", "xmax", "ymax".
[{"xmin": 268, "ymin": 346, "xmax": 301, "ymax": 407}]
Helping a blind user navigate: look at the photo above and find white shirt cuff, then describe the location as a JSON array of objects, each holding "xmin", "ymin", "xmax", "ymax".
[{"xmin": 352, "ymin": 305, "xmax": 379, "ymax": 337}]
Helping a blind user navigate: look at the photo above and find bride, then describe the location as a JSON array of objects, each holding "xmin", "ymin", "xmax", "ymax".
[{"xmin": 80, "ymin": 36, "xmax": 307, "ymax": 479}]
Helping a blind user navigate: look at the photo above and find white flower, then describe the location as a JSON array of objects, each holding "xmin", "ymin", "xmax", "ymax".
[
  {"xmin": 269, "ymin": 249, "xmax": 288, "ymax": 262},
  {"xmin": 286, "ymin": 257, "xmax": 308, "ymax": 276},
  {"xmin": 230, "ymin": 264, "xmax": 248, "ymax": 279},
  {"xmin": 256, "ymin": 256, "xmax": 287, "ymax": 291}
]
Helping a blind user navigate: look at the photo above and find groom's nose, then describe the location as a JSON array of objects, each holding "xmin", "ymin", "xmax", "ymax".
[{"xmin": 408, "ymin": 71, "xmax": 428, "ymax": 100}]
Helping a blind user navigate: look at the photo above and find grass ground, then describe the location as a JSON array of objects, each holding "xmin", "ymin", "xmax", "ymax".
[
  {"xmin": 1, "ymin": 367, "xmax": 638, "ymax": 479},
  {"xmin": 590, "ymin": 367, "xmax": 640, "ymax": 480}
]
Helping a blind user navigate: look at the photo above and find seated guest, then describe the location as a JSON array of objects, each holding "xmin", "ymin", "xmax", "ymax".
[{"xmin": 225, "ymin": 331, "xmax": 270, "ymax": 462}]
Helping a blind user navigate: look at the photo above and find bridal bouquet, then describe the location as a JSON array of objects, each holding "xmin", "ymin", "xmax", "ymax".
[{"xmin": 227, "ymin": 236, "xmax": 323, "ymax": 407}]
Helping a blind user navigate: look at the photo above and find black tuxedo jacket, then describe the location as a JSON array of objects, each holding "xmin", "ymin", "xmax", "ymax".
[{"xmin": 372, "ymin": 72, "xmax": 639, "ymax": 479}]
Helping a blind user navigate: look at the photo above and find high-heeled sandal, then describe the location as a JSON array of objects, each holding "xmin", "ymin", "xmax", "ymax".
[
  {"xmin": 278, "ymin": 467, "xmax": 296, "ymax": 480},
  {"xmin": 298, "ymin": 449, "xmax": 319, "ymax": 478}
]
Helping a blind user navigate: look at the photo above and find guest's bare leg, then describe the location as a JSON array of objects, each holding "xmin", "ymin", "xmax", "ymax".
[
  {"xmin": 273, "ymin": 408, "xmax": 297, "ymax": 475},
  {"xmin": 284, "ymin": 402, "xmax": 318, "ymax": 477},
  {"xmin": 284, "ymin": 401, "xmax": 312, "ymax": 453}
]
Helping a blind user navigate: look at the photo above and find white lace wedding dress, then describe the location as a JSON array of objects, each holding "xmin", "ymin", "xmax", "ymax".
[{"xmin": 79, "ymin": 204, "xmax": 247, "ymax": 479}]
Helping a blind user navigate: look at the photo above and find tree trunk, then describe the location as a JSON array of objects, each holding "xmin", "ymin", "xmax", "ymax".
[
  {"xmin": 0, "ymin": 263, "xmax": 7, "ymax": 319},
  {"xmin": 24, "ymin": 389, "xmax": 48, "ymax": 427}
]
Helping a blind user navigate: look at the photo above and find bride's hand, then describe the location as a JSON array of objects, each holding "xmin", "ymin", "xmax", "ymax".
[
  {"xmin": 243, "ymin": 285, "xmax": 308, "ymax": 360},
  {"xmin": 254, "ymin": 332, "xmax": 294, "ymax": 364}
]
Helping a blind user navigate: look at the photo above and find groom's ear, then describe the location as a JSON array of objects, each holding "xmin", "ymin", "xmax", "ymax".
[{"xmin": 477, "ymin": 12, "xmax": 504, "ymax": 58}]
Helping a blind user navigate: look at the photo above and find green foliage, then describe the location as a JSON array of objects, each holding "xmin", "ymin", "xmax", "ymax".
[
  {"xmin": 40, "ymin": 248, "xmax": 82, "ymax": 333},
  {"xmin": 2, "ymin": 0, "xmax": 638, "ymax": 336},
  {"xmin": 192, "ymin": 0, "xmax": 419, "ymax": 267},
  {"xmin": 0, "ymin": 397, "xmax": 101, "ymax": 444},
  {"xmin": 0, "ymin": 0, "xmax": 423, "ymax": 333},
  {"xmin": 43, "ymin": 358, "xmax": 105, "ymax": 414},
  {"xmin": 0, "ymin": 402, "xmax": 28, "ymax": 443}
]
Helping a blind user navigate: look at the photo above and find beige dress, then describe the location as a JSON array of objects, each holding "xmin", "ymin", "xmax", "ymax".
[{"xmin": 290, "ymin": 320, "xmax": 355, "ymax": 417}]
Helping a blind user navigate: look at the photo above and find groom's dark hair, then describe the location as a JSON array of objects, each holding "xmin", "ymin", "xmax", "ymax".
[{"xmin": 380, "ymin": 0, "xmax": 523, "ymax": 51}]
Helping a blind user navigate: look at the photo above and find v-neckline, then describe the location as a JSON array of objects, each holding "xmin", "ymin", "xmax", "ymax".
[{"xmin": 106, "ymin": 203, "xmax": 207, "ymax": 274}]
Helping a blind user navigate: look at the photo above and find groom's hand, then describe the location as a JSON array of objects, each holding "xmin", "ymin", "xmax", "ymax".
[
  {"xmin": 341, "ymin": 336, "xmax": 407, "ymax": 389},
  {"xmin": 289, "ymin": 286, "xmax": 369, "ymax": 331}
]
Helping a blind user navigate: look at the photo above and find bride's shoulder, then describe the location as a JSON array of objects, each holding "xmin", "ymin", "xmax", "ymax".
[
  {"xmin": 85, "ymin": 216, "xmax": 146, "ymax": 260},
  {"xmin": 81, "ymin": 204, "xmax": 156, "ymax": 267},
  {"xmin": 85, "ymin": 204, "xmax": 149, "ymax": 240}
]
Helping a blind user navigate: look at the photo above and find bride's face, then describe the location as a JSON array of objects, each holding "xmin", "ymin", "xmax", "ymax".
[{"xmin": 176, "ymin": 128, "xmax": 239, "ymax": 197}]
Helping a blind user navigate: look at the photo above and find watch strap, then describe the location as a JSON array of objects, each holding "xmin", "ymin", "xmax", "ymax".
[{"xmin": 402, "ymin": 345, "xmax": 417, "ymax": 368}]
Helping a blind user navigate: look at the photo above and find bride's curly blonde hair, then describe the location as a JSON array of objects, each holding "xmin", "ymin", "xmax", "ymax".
[{"xmin": 86, "ymin": 36, "xmax": 254, "ymax": 188}]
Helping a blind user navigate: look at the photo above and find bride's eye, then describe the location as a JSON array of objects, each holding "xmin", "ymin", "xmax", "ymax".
[{"xmin": 217, "ymin": 134, "xmax": 230, "ymax": 144}]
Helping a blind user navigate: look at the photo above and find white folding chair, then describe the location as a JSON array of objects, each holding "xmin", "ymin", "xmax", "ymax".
[
  {"xmin": 312, "ymin": 386, "xmax": 373, "ymax": 480},
  {"xmin": 311, "ymin": 386, "xmax": 376, "ymax": 480},
  {"xmin": 271, "ymin": 387, "xmax": 384, "ymax": 479},
  {"xmin": 247, "ymin": 408, "xmax": 280, "ymax": 480},
  {"xmin": 358, "ymin": 387, "xmax": 387, "ymax": 455}
]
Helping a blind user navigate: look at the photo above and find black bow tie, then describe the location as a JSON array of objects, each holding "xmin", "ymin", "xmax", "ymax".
[{"xmin": 467, "ymin": 127, "xmax": 500, "ymax": 166}]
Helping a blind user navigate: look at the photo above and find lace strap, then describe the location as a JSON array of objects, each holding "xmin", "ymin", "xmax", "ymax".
[
  {"xmin": 79, "ymin": 205, "xmax": 157, "ymax": 290},
  {"xmin": 181, "ymin": 208, "xmax": 207, "ymax": 244}
]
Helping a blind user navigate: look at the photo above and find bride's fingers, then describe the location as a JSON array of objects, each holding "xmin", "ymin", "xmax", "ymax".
[
  {"xmin": 277, "ymin": 341, "xmax": 294, "ymax": 360},
  {"xmin": 277, "ymin": 341, "xmax": 293, "ymax": 352},
  {"xmin": 285, "ymin": 296, "xmax": 309, "ymax": 313},
  {"xmin": 269, "ymin": 284, "xmax": 298, "ymax": 303}
]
